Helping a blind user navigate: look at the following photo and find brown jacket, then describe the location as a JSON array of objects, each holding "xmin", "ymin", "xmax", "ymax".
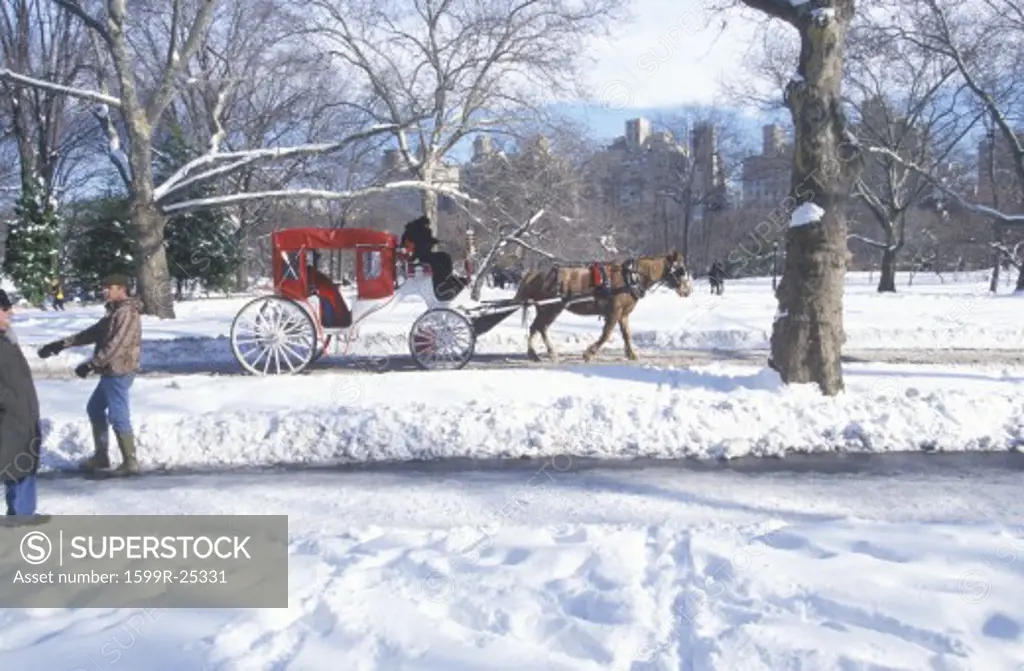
[{"xmin": 63, "ymin": 298, "xmax": 142, "ymax": 376}]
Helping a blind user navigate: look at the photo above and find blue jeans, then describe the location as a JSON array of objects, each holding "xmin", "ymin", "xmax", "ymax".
[
  {"xmin": 87, "ymin": 375, "xmax": 134, "ymax": 434},
  {"xmin": 5, "ymin": 475, "xmax": 37, "ymax": 515}
]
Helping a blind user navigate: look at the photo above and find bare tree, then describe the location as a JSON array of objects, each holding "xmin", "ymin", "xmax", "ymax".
[
  {"xmin": 649, "ymin": 108, "xmax": 754, "ymax": 268},
  {"xmin": 876, "ymin": 0, "xmax": 1024, "ymax": 224},
  {"xmin": 299, "ymin": 0, "xmax": 625, "ymax": 232},
  {"xmin": 0, "ymin": 1, "xmax": 94, "ymax": 192},
  {"xmin": 0, "ymin": 0, "xmax": 104, "ymax": 269},
  {"xmin": 843, "ymin": 16, "xmax": 982, "ymax": 292},
  {"xmin": 0, "ymin": 1, "xmax": 440, "ymax": 316},
  {"xmin": 732, "ymin": 0, "xmax": 863, "ymax": 396},
  {"xmin": 151, "ymin": 0, "xmax": 383, "ymax": 290},
  {"xmin": 459, "ymin": 129, "xmax": 597, "ymax": 297}
]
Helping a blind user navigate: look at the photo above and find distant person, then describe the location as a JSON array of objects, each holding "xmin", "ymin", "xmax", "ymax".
[
  {"xmin": 51, "ymin": 279, "xmax": 65, "ymax": 311},
  {"xmin": 0, "ymin": 289, "xmax": 43, "ymax": 517},
  {"xmin": 38, "ymin": 274, "xmax": 142, "ymax": 475},
  {"xmin": 709, "ymin": 261, "xmax": 725, "ymax": 295}
]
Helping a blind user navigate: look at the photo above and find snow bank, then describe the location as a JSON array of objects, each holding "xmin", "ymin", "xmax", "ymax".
[{"xmin": 34, "ymin": 362, "xmax": 1024, "ymax": 471}]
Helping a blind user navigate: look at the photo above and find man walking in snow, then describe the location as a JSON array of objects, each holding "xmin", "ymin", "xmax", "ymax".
[
  {"xmin": 38, "ymin": 274, "xmax": 142, "ymax": 475},
  {"xmin": 0, "ymin": 289, "xmax": 43, "ymax": 515}
]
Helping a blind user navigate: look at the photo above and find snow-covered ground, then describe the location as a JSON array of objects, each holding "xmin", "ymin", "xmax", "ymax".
[
  {"xmin": 3, "ymin": 460, "xmax": 1023, "ymax": 670},
  {"xmin": 12, "ymin": 270, "xmax": 1024, "ymax": 376},
  {"xmin": 5, "ymin": 270, "xmax": 1024, "ymax": 669}
]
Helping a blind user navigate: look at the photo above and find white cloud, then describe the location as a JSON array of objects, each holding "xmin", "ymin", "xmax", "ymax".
[{"xmin": 582, "ymin": 0, "xmax": 767, "ymax": 110}]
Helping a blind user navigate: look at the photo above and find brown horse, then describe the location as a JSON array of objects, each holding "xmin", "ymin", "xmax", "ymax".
[{"xmin": 512, "ymin": 252, "xmax": 692, "ymax": 362}]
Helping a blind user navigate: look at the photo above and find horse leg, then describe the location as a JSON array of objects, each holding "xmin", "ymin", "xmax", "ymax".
[
  {"xmin": 583, "ymin": 315, "xmax": 617, "ymax": 362},
  {"xmin": 528, "ymin": 304, "xmax": 558, "ymax": 362},
  {"xmin": 540, "ymin": 324, "xmax": 559, "ymax": 363},
  {"xmin": 620, "ymin": 315, "xmax": 638, "ymax": 360},
  {"xmin": 527, "ymin": 318, "xmax": 541, "ymax": 362},
  {"xmin": 536, "ymin": 304, "xmax": 563, "ymax": 362}
]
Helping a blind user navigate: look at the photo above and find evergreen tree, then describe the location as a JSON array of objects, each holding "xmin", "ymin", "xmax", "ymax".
[
  {"xmin": 3, "ymin": 173, "xmax": 61, "ymax": 305},
  {"xmin": 156, "ymin": 121, "xmax": 241, "ymax": 298},
  {"xmin": 65, "ymin": 196, "xmax": 134, "ymax": 294}
]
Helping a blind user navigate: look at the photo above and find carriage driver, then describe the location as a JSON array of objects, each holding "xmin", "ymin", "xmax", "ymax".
[{"xmin": 38, "ymin": 274, "xmax": 143, "ymax": 476}]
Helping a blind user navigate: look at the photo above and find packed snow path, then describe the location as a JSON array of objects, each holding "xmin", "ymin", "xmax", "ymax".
[
  {"xmin": 5, "ymin": 454, "xmax": 1024, "ymax": 670},
  {"xmin": 17, "ymin": 270, "xmax": 1024, "ymax": 379},
  {"xmin": 28, "ymin": 347, "xmax": 1024, "ymax": 379}
]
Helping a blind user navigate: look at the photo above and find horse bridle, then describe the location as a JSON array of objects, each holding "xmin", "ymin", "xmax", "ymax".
[
  {"xmin": 621, "ymin": 256, "xmax": 689, "ymax": 298},
  {"xmin": 657, "ymin": 257, "xmax": 689, "ymax": 291}
]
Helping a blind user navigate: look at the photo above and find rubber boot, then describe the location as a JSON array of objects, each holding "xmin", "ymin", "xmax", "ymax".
[
  {"xmin": 113, "ymin": 432, "xmax": 140, "ymax": 475},
  {"xmin": 81, "ymin": 424, "xmax": 111, "ymax": 471}
]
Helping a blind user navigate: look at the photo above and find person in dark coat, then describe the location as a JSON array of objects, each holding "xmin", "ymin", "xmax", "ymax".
[
  {"xmin": 0, "ymin": 289, "xmax": 43, "ymax": 516},
  {"xmin": 708, "ymin": 261, "xmax": 725, "ymax": 295},
  {"xmin": 400, "ymin": 215, "xmax": 441, "ymax": 264},
  {"xmin": 400, "ymin": 215, "xmax": 464, "ymax": 300}
]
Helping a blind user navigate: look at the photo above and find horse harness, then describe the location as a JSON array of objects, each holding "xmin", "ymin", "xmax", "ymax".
[
  {"xmin": 548, "ymin": 256, "xmax": 686, "ymax": 308},
  {"xmin": 589, "ymin": 259, "xmax": 646, "ymax": 300}
]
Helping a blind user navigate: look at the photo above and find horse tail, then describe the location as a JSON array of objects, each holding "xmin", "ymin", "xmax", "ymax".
[{"xmin": 521, "ymin": 301, "xmax": 532, "ymax": 327}]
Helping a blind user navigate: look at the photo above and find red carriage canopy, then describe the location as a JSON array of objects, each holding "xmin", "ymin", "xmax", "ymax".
[
  {"xmin": 271, "ymin": 227, "xmax": 397, "ymax": 252},
  {"xmin": 270, "ymin": 227, "xmax": 398, "ymax": 301}
]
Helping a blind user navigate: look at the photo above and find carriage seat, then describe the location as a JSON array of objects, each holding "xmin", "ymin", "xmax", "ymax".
[{"xmin": 310, "ymin": 269, "xmax": 352, "ymax": 328}]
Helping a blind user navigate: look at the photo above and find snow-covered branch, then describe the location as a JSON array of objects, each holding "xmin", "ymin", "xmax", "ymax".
[
  {"xmin": 208, "ymin": 87, "xmax": 230, "ymax": 155},
  {"xmin": 738, "ymin": 0, "xmax": 800, "ymax": 24},
  {"xmin": 866, "ymin": 146, "xmax": 1024, "ymax": 225},
  {"xmin": 470, "ymin": 209, "xmax": 546, "ymax": 298},
  {"xmin": 160, "ymin": 180, "xmax": 480, "ymax": 214},
  {"xmin": 90, "ymin": 104, "xmax": 131, "ymax": 187},
  {"xmin": 507, "ymin": 235, "xmax": 556, "ymax": 259},
  {"xmin": 990, "ymin": 241, "xmax": 1024, "ymax": 269},
  {"xmin": 0, "ymin": 67, "xmax": 122, "ymax": 108},
  {"xmin": 847, "ymin": 233, "xmax": 890, "ymax": 250},
  {"xmin": 153, "ymin": 124, "xmax": 404, "ymax": 203}
]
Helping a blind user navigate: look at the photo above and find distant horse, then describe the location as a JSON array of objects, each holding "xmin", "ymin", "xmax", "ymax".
[{"xmin": 512, "ymin": 252, "xmax": 692, "ymax": 362}]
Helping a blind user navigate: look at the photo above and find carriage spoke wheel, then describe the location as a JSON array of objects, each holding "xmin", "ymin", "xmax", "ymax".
[
  {"xmin": 409, "ymin": 307, "xmax": 476, "ymax": 370},
  {"xmin": 231, "ymin": 296, "xmax": 318, "ymax": 375}
]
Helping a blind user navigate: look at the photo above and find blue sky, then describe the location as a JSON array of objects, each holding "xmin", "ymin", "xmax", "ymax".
[{"xmin": 443, "ymin": 0, "xmax": 787, "ymax": 160}]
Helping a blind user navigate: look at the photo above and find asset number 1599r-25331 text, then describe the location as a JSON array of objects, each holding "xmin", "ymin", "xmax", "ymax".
[{"xmin": 123, "ymin": 569, "xmax": 227, "ymax": 584}]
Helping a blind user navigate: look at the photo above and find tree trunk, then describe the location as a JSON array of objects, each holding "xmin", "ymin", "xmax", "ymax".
[
  {"xmin": 131, "ymin": 198, "xmax": 175, "ymax": 317},
  {"xmin": 420, "ymin": 185, "xmax": 439, "ymax": 230},
  {"xmin": 769, "ymin": 3, "xmax": 859, "ymax": 397},
  {"xmin": 1015, "ymin": 264, "xmax": 1024, "ymax": 293},
  {"xmin": 877, "ymin": 247, "xmax": 897, "ymax": 292},
  {"xmin": 990, "ymin": 223, "xmax": 1002, "ymax": 293},
  {"xmin": 682, "ymin": 202, "xmax": 693, "ymax": 265},
  {"xmin": 234, "ymin": 218, "xmax": 250, "ymax": 292},
  {"xmin": 235, "ymin": 256, "xmax": 250, "ymax": 292}
]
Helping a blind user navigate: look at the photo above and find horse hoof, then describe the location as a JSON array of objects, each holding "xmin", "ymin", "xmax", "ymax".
[{"xmin": 528, "ymin": 351, "xmax": 541, "ymax": 362}]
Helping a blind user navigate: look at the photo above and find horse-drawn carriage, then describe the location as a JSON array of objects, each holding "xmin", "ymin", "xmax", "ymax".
[
  {"xmin": 229, "ymin": 224, "xmax": 693, "ymax": 375},
  {"xmin": 229, "ymin": 225, "xmax": 522, "ymax": 375}
]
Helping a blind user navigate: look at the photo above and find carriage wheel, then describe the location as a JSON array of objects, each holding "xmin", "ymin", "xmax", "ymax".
[
  {"xmin": 409, "ymin": 307, "xmax": 476, "ymax": 370},
  {"xmin": 230, "ymin": 296, "xmax": 318, "ymax": 375}
]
